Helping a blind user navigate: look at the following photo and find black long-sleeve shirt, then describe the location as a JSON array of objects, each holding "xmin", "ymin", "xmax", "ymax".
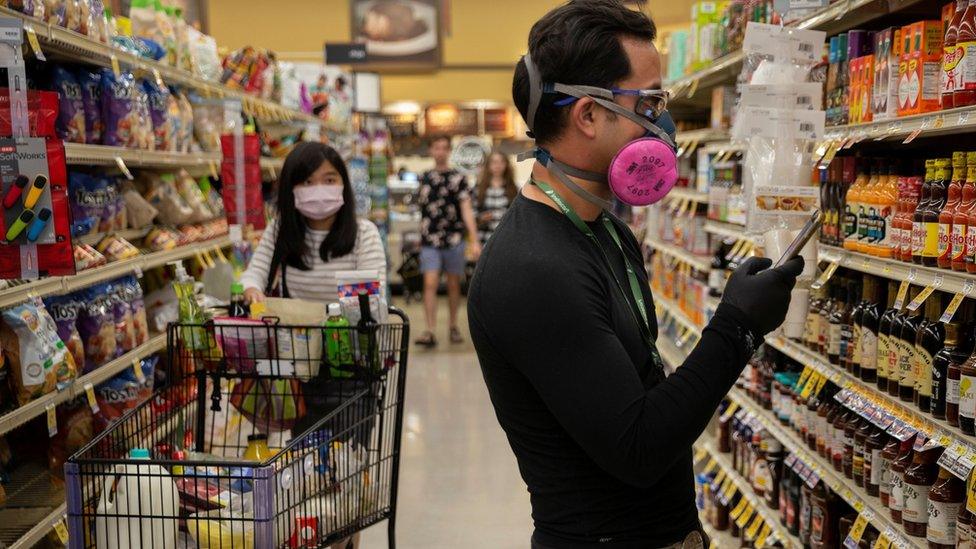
[{"xmin": 467, "ymin": 194, "xmax": 759, "ymax": 548}]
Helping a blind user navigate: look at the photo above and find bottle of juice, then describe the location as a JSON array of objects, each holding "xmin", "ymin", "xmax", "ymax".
[
  {"xmin": 857, "ymin": 160, "xmax": 881, "ymax": 253},
  {"xmin": 874, "ymin": 162, "xmax": 898, "ymax": 257},
  {"xmin": 952, "ymin": 153, "xmax": 976, "ymax": 271},
  {"xmin": 939, "ymin": 152, "xmax": 966, "ymax": 269},
  {"xmin": 945, "ymin": 0, "xmax": 967, "ymax": 109},
  {"xmin": 837, "ymin": 157, "xmax": 856, "ymax": 247},
  {"xmin": 913, "ymin": 160, "xmax": 936, "ymax": 264},
  {"xmin": 845, "ymin": 161, "xmax": 870, "ymax": 251},
  {"xmin": 955, "ymin": 0, "xmax": 976, "ymax": 107}
]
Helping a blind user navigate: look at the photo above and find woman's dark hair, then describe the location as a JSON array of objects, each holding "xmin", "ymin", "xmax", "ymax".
[
  {"xmin": 512, "ymin": 0, "xmax": 656, "ymax": 144},
  {"xmin": 476, "ymin": 152, "xmax": 518, "ymax": 204},
  {"xmin": 274, "ymin": 142, "xmax": 358, "ymax": 270}
]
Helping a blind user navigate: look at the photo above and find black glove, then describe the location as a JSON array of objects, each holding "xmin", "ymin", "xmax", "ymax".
[{"xmin": 720, "ymin": 256, "xmax": 804, "ymax": 336}]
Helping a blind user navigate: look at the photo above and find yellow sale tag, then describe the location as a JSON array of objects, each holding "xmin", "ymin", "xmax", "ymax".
[
  {"xmin": 214, "ymin": 246, "xmax": 229, "ymax": 264},
  {"xmin": 132, "ymin": 360, "xmax": 145, "ymax": 383},
  {"xmin": 813, "ymin": 373, "xmax": 829, "ymax": 396},
  {"xmin": 908, "ymin": 284, "xmax": 939, "ymax": 312},
  {"xmin": 110, "ymin": 54, "xmax": 121, "ymax": 77},
  {"xmin": 729, "ymin": 498, "xmax": 749, "ymax": 519},
  {"xmin": 755, "ymin": 524, "xmax": 772, "ymax": 548},
  {"xmin": 942, "ymin": 292, "xmax": 967, "ymax": 323},
  {"xmin": 24, "ymin": 24, "xmax": 45, "ymax": 61},
  {"xmin": 722, "ymin": 478, "xmax": 737, "ymax": 500},
  {"xmin": 796, "ymin": 367, "xmax": 813, "ymax": 393},
  {"xmin": 152, "ymin": 68, "xmax": 164, "ymax": 89},
  {"xmin": 694, "ymin": 447, "xmax": 707, "ymax": 463},
  {"xmin": 893, "ymin": 280, "xmax": 911, "ymax": 310},
  {"xmin": 713, "ymin": 469, "xmax": 727, "ymax": 486},
  {"xmin": 847, "ymin": 513, "xmax": 869, "ymax": 544},
  {"xmin": 801, "ymin": 372, "xmax": 821, "ymax": 399},
  {"xmin": 53, "ymin": 519, "xmax": 68, "ymax": 543},
  {"xmin": 735, "ymin": 242, "xmax": 755, "ymax": 261},
  {"xmin": 688, "ymin": 77, "xmax": 700, "ymax": 99},
  {"xmin": 84, "ymin": 383, "xmax": 99, "ymax": 414},
  {"xmin": 704, "ymin": 458, "xmax": 718, "ymax": 474},
  {"xmin": 720, "ymin": 402, "xmax": 740, "ymax": 421},
  {"xmin": 746, "ymin": 514, "xmax": 764, "ymax": 539},
  {"xmin": 873, "ymin": 533, "xmax": 892, "ymax": 549},
  {"xmin": 726, "ymin": 239, "xmax": 747, "ymax": 261},
  {"xmin": 46, "ymin": 404, "xmax": 57, "ymax": 437},
  {"xmin": 811, "ymin": 262, "xmax": 840, "ymax": 290},
  {"xmin": 735, "ymin": 504, "xmax": 755, "ymax": 528}
]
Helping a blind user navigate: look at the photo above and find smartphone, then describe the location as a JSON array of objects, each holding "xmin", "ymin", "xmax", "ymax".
[{"xmin": 773, "ymin": 209, "xmax": 823, "ymax": 268}]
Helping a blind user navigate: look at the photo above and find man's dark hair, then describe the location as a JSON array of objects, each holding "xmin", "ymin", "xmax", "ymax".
[
  {"xmin": 512, "ymin": 0, "xmax": 656, "ymax": 145},
  {"xmin": 429, "ymin": 135, "xmax": 451, "ymax": 148}
]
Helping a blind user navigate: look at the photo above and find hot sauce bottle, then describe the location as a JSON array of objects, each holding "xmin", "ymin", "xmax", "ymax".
[
  {"xmin": 945, "ymin": 0, "xmax": 967, "ymax": 109},
  {"xmin": 915, "ymin": 293, "xmax": 946, "ymax": 412},
  {"xmin": 913, "ymin": 160, "xmax": 937, "ymax": 264},
  {"xmin": 922, "ymin": 158, "xmax": 952, "ymax": 267},
  {"xmin": 857, "ymin": 161, "xmax": 881, "ymax": 253},
  {"xmin": 965, "ymin": 153, "xmax": 976, "ymax": 274},
  {"xmin": 953, "ymin": 152, "xmax": 976, "ymax": 271},
  {"xmin": 928, "ymin": 459, "xmax": 966, "ymax": 548},
  {"xmin": 901, "ymin": 167, "xmax": 925, "ymax": 263},
  {"xmin": 939, "ymin": 152, "xmax": 967, "ymax": 269},
  {"xmin": 954, "ymin": 0, "xmax": 976, "ymax": 107},
  {"xmin": 877, "ymin": 281, "xmax": 900, "ymax": 392},
  {"xmin": 890, "ymin": 435, "xmax": 917, "ymax": 523},
  {"xmin": 860, "ymin": 275, "xmax": 884, "ymax": 383},
  {"xmin": 899, "ymin": 286, "xmax": 926, "ymax": 402},
  {"xmin": 904, "ymin": 444, "xmax": 946, "ymax": 538}
]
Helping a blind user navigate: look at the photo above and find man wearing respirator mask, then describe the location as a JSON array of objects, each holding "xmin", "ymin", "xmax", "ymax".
[{"xmin": 467, "ymin": 1, "xmax": 804, "ymax": 548}]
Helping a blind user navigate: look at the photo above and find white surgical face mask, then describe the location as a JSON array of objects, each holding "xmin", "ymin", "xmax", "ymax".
[{"xmin": 294, "ymin": 184, "xmax": 344, "ymax": 220}]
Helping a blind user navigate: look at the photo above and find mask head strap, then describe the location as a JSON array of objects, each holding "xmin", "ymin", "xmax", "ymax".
[
  {"xmin": 517, "ymin": 147, "xmax": 613, "ymax": 211},
  {"xmin": 523, "ymin": 53, "xmax": 542, "ymax": 137}
]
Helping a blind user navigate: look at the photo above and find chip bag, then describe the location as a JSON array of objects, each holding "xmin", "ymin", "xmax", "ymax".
[{"xmin": 0, "ymin": 299, "xmax": 78, "ymax": 405}]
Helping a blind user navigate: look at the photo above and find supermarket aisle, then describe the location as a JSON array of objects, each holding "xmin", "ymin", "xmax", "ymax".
[{"xmin": 360, "ymin": 298, "xmax": 532, "ymax": 548}]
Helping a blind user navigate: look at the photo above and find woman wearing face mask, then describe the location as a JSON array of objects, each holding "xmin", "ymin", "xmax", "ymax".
[
  {"xmin": 241, "ymin": 142, "xmax": 386, "ymax": 304},
  {"xmin": 475, "ymin": 152, "xmax": 518, "ymax": 245}
]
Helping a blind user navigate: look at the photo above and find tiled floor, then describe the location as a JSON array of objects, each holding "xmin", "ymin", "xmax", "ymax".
[{"xmin": 360, "ymin": 298, "xmax": 533, "ymax": 548}]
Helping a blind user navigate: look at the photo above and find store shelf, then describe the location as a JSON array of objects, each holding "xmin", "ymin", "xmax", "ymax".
[
  {"xmin": 2, "ymin": 5, "xmax": 319, "ymax": 127},
  {"xmin": 705, "ymin": 220, "xmax": 759, "ymax": 245},
  {"xmin": 645, "ymin": 237, "xmax": 712, "ymax": 272},
  {"xmin": 695, "ymin": 434, "xmax": 800, "ymax": 549},
  {"xmin": 0, "ymin": 235, "xmax": 232, "ymax": 309},
  {"xmin": 74, "ymin": 227, "xmax": 152, "ymax": 248},
  {"xmin": 819, "ymin": 245, "xmax": 976, "ymax": 296},
  {"xmin": 666, "ymin": 52, "xmax": 744, "ymax": 101},
  {"xmin": 64, "ymin": 143, "xmax": 222, "ymax": 170},
  {"xmin": 0, "ymin": 332, "xmax": 165, "ymax": 437},
  {"xmin": 824, "ymin": 105, "xmax": 976, "ymax": 144},
  {"xmin": 680, "ymin": 128, "xmax": 731, "ymax": 143},
  {"xmin": 701, "ymin": 518, "xmax": 741, "ymax": 549},
  {"xmin": 0, "ymin": 462, "xmax": 65, "ymax": 549},
  {"xmin": 655, "ymin": 293, "xmax": 707, "ymax": 334},
  {"xmin": 669, "ymin": 187, "xmax": 710, "ymax": 203},
  {"xmin": 726, "ymin": 387, "xmax": 920, "ymax": 549},
  {"xmin": 260, "ymin": 156, "xmax": 285, "ymax": 178}
]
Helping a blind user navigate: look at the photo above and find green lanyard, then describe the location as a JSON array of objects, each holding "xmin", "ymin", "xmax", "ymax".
[{"xmin": 532, "ymin": 178, "xmax": 655, "ymax": 348}]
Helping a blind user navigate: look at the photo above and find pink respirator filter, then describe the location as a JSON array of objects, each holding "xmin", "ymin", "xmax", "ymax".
[{"xmin": 607, "ymin": 138, "xmax": 679, "ymax": 206}]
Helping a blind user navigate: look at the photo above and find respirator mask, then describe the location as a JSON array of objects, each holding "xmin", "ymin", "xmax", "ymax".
[{"xmin": 517, "ymin": 53, "xmax": 679, "ymax": 208}]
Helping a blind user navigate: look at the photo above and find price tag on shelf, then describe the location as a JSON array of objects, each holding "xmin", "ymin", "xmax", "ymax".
[
  {"xmin": 755, "ymin": 524, "xmax": 772, "ymax": 549},
  {"xmin": 934, "ymin": 114, "xmax": 946, "ymax": 129},
  {"xmin": 952, "ymin": 448, "xmax": 976, "ymax": 481},
  {"xmin": 784, "ymin": 453, "xmax": 798, "ymax": 467},
  {"xmin": 813, "ymin": 372, "xmax": 829, "ymax": 396},
  {"xmin": 46, "ymin": 403, "xmax": 57, "ymax": 437},
  {"xmin": 53, "ymin": 518, "xmax": 68, "ymax": 544},
  {"xmin": 902, "ymin": 128, "xmax": 923, "ymax": 144},
  {"xmin": 23, "ymin": 24, "xmax": 45, "ymax": 61},
  {"xmin": 712, "ymin": 469, "xmax": 727, "ymax": 487},
  {"xmin": 800, "ymin": 372, "xmax": 821, "ymax": 399},
  {"xmin": 83, "ymin": 382, "xmax": 99, "ymax": 414},
  {"xmin": 941, "ymin": 281, "xmax": 975, "ymax": 322},
  {"xmin": 726, "ymin": 239, "xmax": 747, "ymax": 261},
  {"xmin": 811, "ymin": 262, "xmax": 840, "ymax": 290},
  {"xmin": 110, "ymin": 54, "xmax": 120, "ymax": 77},
  {"xmin": 907, "ymin": 276, "xmax": 944, "ymax": 312},
  {"xmin": 796, "ymin": 366, "xmax": 813, "ymax": 392},
  {"xmin": 819, "ymin": 140, "xmax": 841, "ymax": 167},
  {"xmin": 735, "ymin": 504, "xmax": 755, "ymax": 528},
  {"xmin": 132, "ymin": 359, "xmax": 145, "ymax": 383},
  {"xmin": 843, "ymin": 512, "xmax": 869, "ymax": 548},
  {"xmin": 745, "ymin": 514, "xmax": 764, "ymax": 540},
  {"xmin": 687, "ymin": 77, "xmax": 700, "ymax": 99},
  {"xmin": 960, "ymin": 111, "xmax": 973, "ymax": 127},
  {"xmin": 114, "ymin": 156, "xmax": 134, "ymax": 180},
  {"xmin": 152, "ymin": 68, "xmax": 164, "ymax": 89},
  {"xmin": 729, "ymin": 497, "xmax": 749, "ymax": 520},
  {"xmin": 694, "ymin": 447, "xmax": 707, "ymax": 463},
  {"xmin": 719, "ymin": 402, "xmax": 740, "ymax": 422},
  {"xmin": 721, "ymin": 478, "xmax": 737, "ymax": 503}
]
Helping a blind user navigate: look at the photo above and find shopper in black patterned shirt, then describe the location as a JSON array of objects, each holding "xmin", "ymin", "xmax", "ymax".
[
  {"xmin": 475, "ymin": 151, "xmax": 519, "ymax": 245},
  {"xmin": 416, "ymin": 136, "xmax": 481, "ymax": 347}
]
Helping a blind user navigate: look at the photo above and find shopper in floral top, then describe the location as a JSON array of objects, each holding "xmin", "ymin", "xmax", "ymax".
[
  {"xmin": 416, "ymin": 136, "xmax": 481, "ymax": 347},
  {"xmin": 476, "ymin": 152, "xmax": 519, "ymax": 245}
]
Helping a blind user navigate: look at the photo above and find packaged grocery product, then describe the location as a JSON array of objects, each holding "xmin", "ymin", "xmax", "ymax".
[
  {"xmin": 44, "ymin": 294, "xmax": 86, "ymax": 369},
  {"xmin": 123, "ymin": 188, "xmax": 157, "ymax": 228},
  {"xmin": 48, "ymin": 396, "xmax": 94, "ymax": 479},
  {"xmin": 41, "ymin": 0, "xmax": 65, "ymax": 26},
  {"xmin": 129, "ymin": 0, "xmax": 159, "ymax": 41},
  {"xmin": 0, "ymin": 89, "xmax": 58, "ymax": 138},
  {"xmin": 229, "ymin": 376, "xmax": 306, "ymax": 432},
  {"xmin": 89, "ymin": 0, "xmax": 108, "ymax": 43},
  {"xmin": 144, "ymin": 226, "xmax": 178, "ymax": 251},
  {"xmin": 76, "ymin": 69, "xmax": 103, "ymax": 144},
  {"xmin": 146, "ymin": 173, "xmax": 194, "ymax": 224},
  {"xmin": 130, "ymin": 83, "xmax": 154, "ymax": 150},
  {"xmin": 177, "ymin": 169, "xmax": 214, "ymax": 222},
  {"xmin": 73, "ymin": 243, "xmax": 106, "ymax": 270},
  {"xmin": 192, "ymin": 100, "xmax": 223, "ymax": 152},
  {"xmin": 51, "ymin": 65, "xmax": 86, "ymax": 143},
  {"xmin": 0, "ymin": 299, "xmax": 78, "ymax": 405},
  {"xmin": 65, "ymin": 0, "xmax": 88, "ymax": 34},
  {"xmin": 94, "ymin": 177, "xmax": 123, "ymax": 232},
  {"xmin": 77, "ymin": 285, "xmax": 118, "ymax": 372},
  {"xmin": 109, "ymin": 280, "xmax": 136, "ymax": 354},
  {"xmin": 68, "ymin": 172, "xmax": 98, "ymax": 237},
  {"xmin": 99, "ymin": 69, "xmax": 136, "ymax": 147},
  {"xmin": 187, "ymin": 26, "xmax": 220, "ymax": 82},
  {"xmin": 142, "ymin": 79, "xmax": 174, "ymax": 151},
  {"xmin": 95, "ymin": 235, "xmax": 139, "ymax": 261},
  {"xmin": 126, "ymin": 276, "xmax": 149, "ymax": 346},
  {"xmin": 94, "ymin": 356, "xmax": 156, "ymax": 431},
  {"xmin": 175, "ymin": 91, "xmax": 194, "ymax": 153}
]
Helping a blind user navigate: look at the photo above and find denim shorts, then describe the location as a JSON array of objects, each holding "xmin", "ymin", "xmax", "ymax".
[{"xmin": 420, "ymin": 244, "xmax": 466, "ymax": 275}]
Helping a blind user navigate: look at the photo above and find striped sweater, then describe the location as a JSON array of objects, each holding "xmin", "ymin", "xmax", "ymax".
[{"xmin": 240, "ymin": 218, "xmax": 387, "ymax": 304}]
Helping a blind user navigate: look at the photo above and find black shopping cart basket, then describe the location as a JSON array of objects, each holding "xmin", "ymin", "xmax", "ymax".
[{"xmin": 65, "ymin": 307, "xmax": 409, "ymax": 549}]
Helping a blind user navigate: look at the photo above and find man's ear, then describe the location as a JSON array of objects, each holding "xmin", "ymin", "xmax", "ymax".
[{"xmin": 569, "ymin": 96, "xmax": 599, "ymax": 140}]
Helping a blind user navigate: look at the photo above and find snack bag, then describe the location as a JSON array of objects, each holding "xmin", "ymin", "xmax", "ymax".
[
  {"xmin": 99, "ymin": 69, "xmax": 136, "ymax": 147},
  {"xmin": 146, "ymin": 173, "xmax": 194, "ymax": 224},
  {"xmin": 76, "ymin": 69, "xmax": 103, "ymax": 144},
  {"xmin": 176, "ymin": 91, "xmax": 194, "ymax": 153},
  {"xmin": 43, "ymin": 294, "xmax": 85, "ymax": 369},
  {"xmin": 51, "ymin": 65, "xmax": 86, "ymax": 143},
  {"xmin": 109, "ymin": 280, "xmax": 136, "ymax": 354},
  {"xmin": 177, "ymin": 169, "xmax": 214, "ymax": 222},
  {"xmin": 126, "ymin": 276, "xmax": 149, "ymax": 346},
  {"xmin": 95, "ymin": 356, "xmax": 156, "ymax": 432},
  {"xmin": 68, "ymin": 171, "xmax": 99, "ymax": 237},
  {"xmin": 49, "ymin": 396, "xmax": 94, "ymax": 479},
  {"xmin": 123, "ymin": 188, "xmax": 157, "ymax": 228},
  {"xmin": 77, "ymin": 285, "xmax": 117, "ymax": 373},
  {"xmin": 143, "ymin": 79, "xmax": 174, "ymax": 151},
  {"xmin": 96, "ymin": 176, "xmax": 121, "ymax": 232},
  {"xmin": 41, "ymin": 0, "xmax": 65, "ymax": 25},
  {"xmin": 0, "ymin": 299, "xmax": 78, "ymax": 405}
]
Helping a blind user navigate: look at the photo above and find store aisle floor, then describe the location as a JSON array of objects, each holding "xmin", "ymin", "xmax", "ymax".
[{"xmin": 360, "ymin": 298, "xmax": 532, "ymax": 548}]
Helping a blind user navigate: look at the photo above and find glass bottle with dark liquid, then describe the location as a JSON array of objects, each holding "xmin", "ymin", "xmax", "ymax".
[
  {"xmin": 958, "ymin": 331, "xmax": 976, "ymax": 435},
  {"xmin": 899, "ymin": 287, "xmax": 927, "ymax": 402},
  {"xmin": 877, "ymin": 281, "xmax": 900, "ymax": 391},
  {"xmin": 903, "ymin": 445, "xmax": 945, "ymax": 538},
  {"xmin": 932, "ymin": 321, "xmax": 962, "ymax": 421},
  {"xmin": 820, "ymin": 283, "xmax": 838, "ymax": 358},
  {"xmin": 890, "ymin": 435, "xmax": 917, "ymax": 524},
  {"xmin": 888, "ymin": 285, "xmax": 913, "ymax": 397},
  {"xmin": 807, "ymin": 287, "xmax": 824, "ymax": 352},
  {"xmin": 852, "ymin": 417, "xmax": 871, "ymax": 487},
  {"xmin": 828, "ymin": 282, "xmax": 847, "ymax": 366},
  {"xmin": 859, "ymin": 275, "xmax": 883, "ymax": 383},
  {"xmin": 915, "ymin": 293, "xmax": 946, "ymax": 413},
  {"xmin": 847, "ymin": 279, "xmax": 865, "ymax": 376},
  {"xmin": 927, "ymin": 460, "xmax": 966, "ymax": 548},
  {"xmin": 865, "ymin": 424, "xmax": 887, "ymax": 497}
]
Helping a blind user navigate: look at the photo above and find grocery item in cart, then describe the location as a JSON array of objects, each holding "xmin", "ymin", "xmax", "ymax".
[
  {"xmin": 0, "ymin": 299, "xmax": 78, "ymax": 405},
  {"xmin": 94, "ymin": 447, "xmax": 179, "ymax": 549}
]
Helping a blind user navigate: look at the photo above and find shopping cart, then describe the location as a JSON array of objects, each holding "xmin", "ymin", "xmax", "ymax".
[{"xmin": 65, "ymin": 307, "xmax": 410, "ymax": 549}]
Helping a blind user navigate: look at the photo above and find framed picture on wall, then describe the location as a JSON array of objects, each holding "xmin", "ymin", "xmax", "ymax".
[{"xmin": 351, "ymin": 0, "xmax": 442, "ymax": 69}]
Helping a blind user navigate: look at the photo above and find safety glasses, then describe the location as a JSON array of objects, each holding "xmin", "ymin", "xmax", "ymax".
[{"xmin": 552, "ymin": 86, "xmax": 670, "ymax": 120}]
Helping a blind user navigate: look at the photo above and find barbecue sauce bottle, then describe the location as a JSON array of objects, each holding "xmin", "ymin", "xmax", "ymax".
[
  {"xmin": 915, "ymin": 293, "xmax": 946, "ymax": 412},
  {"xmin": 865, "ymin": 424, "xmax": 887, "ymax": 497},
  {"xmin": 932, "ymin": 321, "xmax": 962, "ymax": 420},
  {"xmin": 859, "ymin": 275, "xmax": 884, "ymax": 383},
  {"xmin": 927, "ymin": 460, "xmax": 966, "ymax": 548},
  {"xmin": 959, "ymin": 331, "xmax": 976, "ymax": 435},
  {"xmin": 848, "ymin": 279, "xmax": 866, "ymax": 377},
  {"xmin": 903, "ymin": 444, "xmax": 945, "ymax": 538},
  {"xmin": 890, "ymin": 435, "xmax": 917, "ymax": 524},
  {"xmin": 899, "ymin": 286, "xmax": 927, "ymax": 402},
  {"xmin": 877, "ymin": 281, "xmax": 900, "ymax": 391}
]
